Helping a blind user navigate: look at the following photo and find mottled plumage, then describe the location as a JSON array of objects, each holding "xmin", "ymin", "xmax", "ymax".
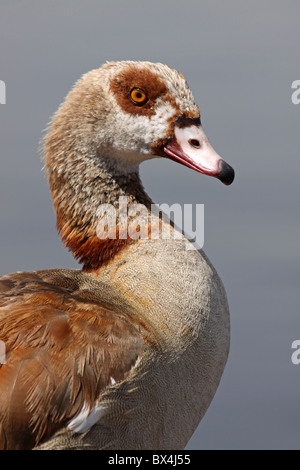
[{"xmin": 0, "ymin": 61, "xmax": 234, "ymax": 449}]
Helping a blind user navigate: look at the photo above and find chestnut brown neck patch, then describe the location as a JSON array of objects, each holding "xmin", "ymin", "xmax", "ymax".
[
  {"xmin": 52, "ymin": 170, "xmax": 154, "ymax": 272},
  {"xmin": 109, "ymin": 64, "xmax": 168, "ymax": 117},
  {"xmin": 60, "ymin": 226, "xmax": 135, "ymax": 272}
]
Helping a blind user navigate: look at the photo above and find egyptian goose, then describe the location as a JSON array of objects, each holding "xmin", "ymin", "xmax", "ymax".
[{"xmin": 0, "ymin": 61, "xmax": 234, "ymax": 450}]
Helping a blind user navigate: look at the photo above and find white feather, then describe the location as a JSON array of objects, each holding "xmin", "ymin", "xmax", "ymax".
[{"xmin": 68, "ymin": 402, "xmax": 107, "ymax": 433}]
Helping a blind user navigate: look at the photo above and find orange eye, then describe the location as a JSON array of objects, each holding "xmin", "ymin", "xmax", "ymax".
[{"xmin": 130, "ymin": 87, "xmax": 148, "ymax": 106}]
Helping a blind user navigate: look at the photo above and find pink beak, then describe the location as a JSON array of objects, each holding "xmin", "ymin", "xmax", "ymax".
[{"xmin": 164, "ymin": 124, "xmax": 234, "ymax": 185}]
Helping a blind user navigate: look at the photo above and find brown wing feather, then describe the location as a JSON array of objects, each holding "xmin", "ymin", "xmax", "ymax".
[{"xmin": 0, "ymin": 270, "xmax": 145, "ymax": 449}]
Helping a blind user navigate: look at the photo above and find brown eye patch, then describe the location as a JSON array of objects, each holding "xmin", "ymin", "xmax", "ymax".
[{"xmin": 109, "ymin": 65, "xmax": 168, "ymax": 117}]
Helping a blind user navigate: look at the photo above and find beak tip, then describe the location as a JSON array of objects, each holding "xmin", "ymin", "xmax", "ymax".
[{"xmin": 218, "ymin": 160, "xmax": 235, "ymax": 185}]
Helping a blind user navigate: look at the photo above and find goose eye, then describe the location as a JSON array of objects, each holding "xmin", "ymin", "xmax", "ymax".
[{"xmin": 130, "ymin": 87, "xmax": 148, "ymax": 106}]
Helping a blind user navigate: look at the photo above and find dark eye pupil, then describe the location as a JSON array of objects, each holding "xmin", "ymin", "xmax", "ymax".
[{"xmin": 136, "ymin": 92, "xmax": 142, "ymax": 99}]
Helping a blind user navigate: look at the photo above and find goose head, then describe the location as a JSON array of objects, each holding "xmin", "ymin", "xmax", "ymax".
[
  {"xmin": 45, "ymin": 60, "xmax": 234, "ymax": 185},
  {"xmin": 44, "ymin": 61, "xmax": 234, "ymax": 270}
]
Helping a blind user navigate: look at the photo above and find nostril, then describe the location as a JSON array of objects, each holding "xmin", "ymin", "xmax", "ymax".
[{"xmin": 188, "ymin": 139, "xmax": 201, "ymax": 149}]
